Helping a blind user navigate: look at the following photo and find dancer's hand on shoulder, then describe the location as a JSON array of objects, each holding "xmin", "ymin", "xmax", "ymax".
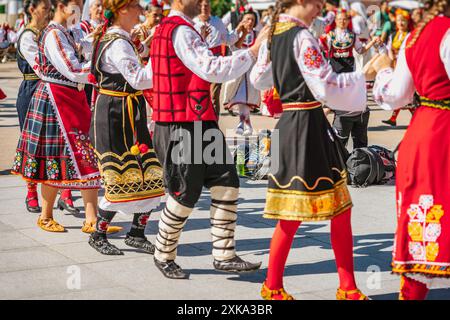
[{"xmin": 249, "ymin": 25, "xmax": 269, "ymax": 58}]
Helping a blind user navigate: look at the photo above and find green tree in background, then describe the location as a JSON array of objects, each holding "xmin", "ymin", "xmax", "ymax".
[{"xmin": 211, "ymin": 0, "xmax": 232, "ymax": 18}]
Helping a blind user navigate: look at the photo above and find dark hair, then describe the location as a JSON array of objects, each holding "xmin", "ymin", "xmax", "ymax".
[
  {"xmin": 24, "ymin": 0, "xmax": 43, "ymax": 21},
  {"xmin": 50, "ymin": 0, "xmax": 70, "ymax": 7},
  {"xmin": 241, "ymin": 10, "xmax": 258, "ymax": 26}
]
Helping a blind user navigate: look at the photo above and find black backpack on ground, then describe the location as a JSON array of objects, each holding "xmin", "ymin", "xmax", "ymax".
[{"xmin": 346, "ymin": 145, "xmax": 396, "ymax": 187}]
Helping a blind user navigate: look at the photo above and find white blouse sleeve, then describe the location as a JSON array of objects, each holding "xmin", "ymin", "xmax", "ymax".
[
  {"xmin": 217, "ymin": 19, "xmax": 239, "ymax": 46},
  {"xmin": 18, "ymin": 30, "xmax": 42, "ymax": 78},
  {"xmin": 295, "ymin": 30, "xmax": 367, "ymax": 111},
  {"xmin": 440, "ymin": 29, "xmax": 450, "ymax": 79},
  {"xmin": 44, "ymin": 29, "xmax": 90, "ymax": 83},
  {"xmin": 104, "ymin": 38, "xmax": 152, "ymax": 90},
  {"xmin": 173, "ymin": 25, "xmax": 255, "ymax": 83},
  {"xmin": 249, "ymin": 39, "xmax": 274, "ymax": 90},
  {"xmin": 372, "ymin": 48, "xmax": 415, "ymax": 110}
]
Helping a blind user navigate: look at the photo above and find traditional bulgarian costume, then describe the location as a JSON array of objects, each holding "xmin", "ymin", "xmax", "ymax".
[
  {"xmin": 149, "ymin": 10, "xmax": 261, "ymax": 279},
  {"xmin": 382, "ymin": 28, "xmax": 414, "ymax": 126},
  {"xmin": 321, "ymin": 26, "xmax": 371, "ymax": 148},
  {"xmin": 193, "ymin": 14, "xmax": 240, "ymax": 118},
  {"xmin": 12, "ymin": 21, "xmax": 100, "ymax": 190},
  {"xmin": 87, "ymin": 26, "xmax": 165, "ymax": 256},
  {"xmin": 250, "ymin": 14, "xmax": 368, "ymax": 300},
  {"xmin": 373, "ymin": 15, "xmax": 450, "ymax": 298}
]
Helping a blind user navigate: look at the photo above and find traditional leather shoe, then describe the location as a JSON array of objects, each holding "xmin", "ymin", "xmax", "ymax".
[
  {"xmin": 382, "ymin": 119, "xmax": 397, "ymax": 126},
  {"xmin": 260, "ymin": 282, "xmax": 295, "ymax": 300},
  {"xmin": 154, "ymin": 257, "xmax": 189, "ymax": 279},
  {"xmin": 124, "ymin": 234, "xmax": 155, "ymax": 254},
  {"xmin": 88, "ymin": 234, "xmax": 123, "ymax": 255},
  {"xmin": 213, "ymin": 255, "xmax": 261, "ymax": 273},
  {"xmin": 37, "ymin": 217, "xmax": 65, "ymax": 232},
  {"xmin": 25, "ymin": 197, "xmax": 41, "ymax": 213},
  {"xmin": 57, "ymin": 197, "xmax": 80, "ymax": 214},
  {"xmin": 336, "ymin": 288, "xmax": 369, "ymax": 300},
  {"xmin": 81, "ymin": 221, "xmax": 123, "ymax": 234}
]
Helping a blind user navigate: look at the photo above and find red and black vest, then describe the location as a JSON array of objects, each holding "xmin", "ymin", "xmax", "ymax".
[{"xmin": 150, "ymin": 16, "xmax": 216, "ymax": 122}]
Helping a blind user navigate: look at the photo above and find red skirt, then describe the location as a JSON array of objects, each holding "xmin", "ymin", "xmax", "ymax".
[
  {"xmin": 393, "ymin": 106, "xmax": 450, "ymax": 278},
  {"xmin": 13, "ymin": 82, "xmax": 100, "ymax": 189}
]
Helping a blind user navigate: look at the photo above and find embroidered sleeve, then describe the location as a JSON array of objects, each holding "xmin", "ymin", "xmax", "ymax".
[
  {"xmin": 105, "ymin": 38, "xmax": 152, "ymax": 90},
  {"xmin": 373, "ymin": 47, "xmax": 416, "ymax": 110},
  {"xmin": 19, "ymin": 30, "xmax": 42, "ymax": 78},
  {"xmin": 173, "ymin": 25, "xmax": 255, "ymax": 83},
  {"xmin": 295, "ymin": 30, "xmax": 367, "ymax": 111},
  {"xmin": 249, "ymin": 39, "xmax": 274, "ymax": 90},
  {"xmin": 44, "ymin": 29, "xmax": 91, "ymax": 83}
]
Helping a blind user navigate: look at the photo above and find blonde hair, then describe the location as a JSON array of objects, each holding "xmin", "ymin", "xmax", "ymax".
[
  {"xmin": 407, "ymin": 0, "xmax": 448, "ymax": 48},
  {"xmin": 267, "ymin": 0, "xmax": 297, "ymax": 61}
]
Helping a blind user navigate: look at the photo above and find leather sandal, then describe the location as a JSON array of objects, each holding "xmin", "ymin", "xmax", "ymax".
[
  {"xmin": 260, "ymin": 282, "xmax": 294, "ymax": 300},
  {"xmin": 336, "ymin": 288, "xmax": 369, "ymax": 300},
  {"xmin": 25, "ymin": 197, "xmax": 41, "ymax": 213}
]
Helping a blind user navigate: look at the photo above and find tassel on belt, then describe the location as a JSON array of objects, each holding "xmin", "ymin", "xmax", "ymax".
[
  {"xmin": 98, "ymin": 88, "xmax": 143, "ymax": 136},
  {"xmin": 420, "ymin": 97, "xmax": 450, "ymax": 111},
  {"xmin": 23, "ymin": 73, "xmax": 39, "ymax": 81}
]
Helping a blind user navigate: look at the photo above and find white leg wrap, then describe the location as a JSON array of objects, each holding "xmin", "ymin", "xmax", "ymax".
[
  {"xmin": 210, "ymin": 186, "xmax": 238, "ymax": 261},
  {"xmin": 154, "ymin": 196, "xmax": 192, "ymax": 262}
]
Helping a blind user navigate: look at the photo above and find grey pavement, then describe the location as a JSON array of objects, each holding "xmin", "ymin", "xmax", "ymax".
[{"xmin": 1, "ymin": 62, "xmax": 450, "ymax": 300}]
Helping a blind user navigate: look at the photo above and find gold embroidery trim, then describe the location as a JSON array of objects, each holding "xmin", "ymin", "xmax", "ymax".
[
  {"xmin": 269, "ymin": 168, "xmax": 346, "ymax": 190},
  {"xmin": 274, "ymin": 22, "xmax": 298, "ymax": 35},
  {"xmin": 95, "ymin": 150, "xmax": 156, "ymax": 161},
  {"xmin": 264, "ymin": 180, "xmax": 352, "ymax": 220}
]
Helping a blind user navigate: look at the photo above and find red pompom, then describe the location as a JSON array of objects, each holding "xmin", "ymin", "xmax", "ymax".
[
  {"xmin": 138, "ymin": 143, "xmax": 149, "ymax": 154},
  {"xmin": 87, "ymin": 73, "xmax": 97, "ymax": 84}
]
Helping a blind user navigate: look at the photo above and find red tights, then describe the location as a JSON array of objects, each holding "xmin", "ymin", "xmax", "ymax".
[
  {"xmin": 265, "ymin": 209, "xmax": 356, "ymax": 294},
  {"xmin": 399, "ymin": 276, "xmax": 428, "ymax": 300}
]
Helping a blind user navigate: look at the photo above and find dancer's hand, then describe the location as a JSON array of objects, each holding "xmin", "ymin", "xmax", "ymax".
[
  {"xmin": 249, "ymin": 25, "xmax": 269, "ymax": 58},
  {"xmin": 200, "ymin": 24, "xmax": 212, "ymax": 40},
  {"xmin": 236, "ymin": 20, "xmax": 247, "ymax": 34},
  {"xmin": 130, "ymin": 28, "xmax": 140, "ymax": 42}
]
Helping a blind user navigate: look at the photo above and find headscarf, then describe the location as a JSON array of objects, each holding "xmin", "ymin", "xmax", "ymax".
[
  {"xmin": 350, "ymin": 1, "xmax": 368, "ymax": 20},
  {"xmin": 82, "ymin": 0, "xmax": 97, "ymax": 22}
]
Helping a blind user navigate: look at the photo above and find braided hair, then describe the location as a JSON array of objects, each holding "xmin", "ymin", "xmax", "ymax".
[
  {"xmin": 407, "ymin": 0, "xmax": 448, "ymax": 48},
  {"xmin": 89, "ymin": 0, "xmax": 131, "ymax": 84},
  {"xmin": 91, "ymin": 0, "xmax": 131, "ymax": 43},
  {"xmin": 267, "ymin": 0, "xmax": 296, "ymax": 61}
]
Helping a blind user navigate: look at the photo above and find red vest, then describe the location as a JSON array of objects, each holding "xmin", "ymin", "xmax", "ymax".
[
  {"xmin": 150, "ymin": 16, "xmax": 216, "ymax": 122},
  {"xmin": 406, "ymin": 16, "xmax": 450, "ymax": 100}
]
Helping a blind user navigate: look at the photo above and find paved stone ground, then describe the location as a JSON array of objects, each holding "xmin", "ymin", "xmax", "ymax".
[{"xmin": 1, "ymin": 61, "xmax": 450, "ymax": 300}]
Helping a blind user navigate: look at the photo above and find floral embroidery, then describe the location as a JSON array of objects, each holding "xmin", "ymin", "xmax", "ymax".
[
  {"xmin": 13, "ymin": 152, "xmax": 22, "ymax": 172},
  {"xmin": 407, "ymin": 195, "xmax": 444, "ymax": 262},
  {"xmin": 74, "ymin": 130, "xmax": 97, "ymax": 166},
  {"xmin": 303, "ymin": 47, "xmax": 323, "ymax": 70},
  {"xmin": 46, "ymin": 160, "xmax": 60, "ymax": 179},
  {"xmin": 138, "ymin": 214, "xmax": 150, "ymax": 227},
  {"xmin": 24, "ymin": 157, "xmax": 38, "ymax": 178},
  {"xmin": 126, "ymin": 62, "xmax": 140, "ymax": 77},
  {"xmin": 66, "ymin": 158, "xmax": 77, "ymax": 178}
]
